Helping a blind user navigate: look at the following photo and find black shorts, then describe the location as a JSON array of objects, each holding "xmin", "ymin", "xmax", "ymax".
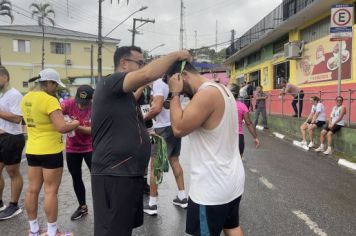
[
  {"xmin": 186, "ymin": 196, "xmax": 242, "ymax": 236},
  {"xmin": 323, "ymin": 124, "xmax": 343, "ymax": 134},
  {"xmin": 26, "ymin": 152, "xmax": 63, "ymax": 169},
  {"xmin": 155, "ymin": 126, "xmax": 181, "ymax": 157},
  {"xmin": 92, "ymin": 175, "xmax": 144, "ymax": 236},
  {"xmin": 239, "ymin": 134, "xmax": 245, "ymax": 156},
  {"xmin": 307, "ymin": 121, "xmax": 326, "ymax": 127},
  {"xmin": 0, "ymin": 133, "xmax": 25, "ymax": 165}
]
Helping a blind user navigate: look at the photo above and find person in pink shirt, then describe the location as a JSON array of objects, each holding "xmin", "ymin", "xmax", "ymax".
[
  {"xmin": 61, "ymin": 85, "xmax": 94, "ymax": 221},
  {"xmin": 231, "ymin": 85, "xmax": 260, "ymax": 156}
]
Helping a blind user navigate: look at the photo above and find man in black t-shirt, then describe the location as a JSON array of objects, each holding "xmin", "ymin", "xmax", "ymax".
[{"xmin": 91, "ymin": 46, "xmax": 191, "ymax": 236}]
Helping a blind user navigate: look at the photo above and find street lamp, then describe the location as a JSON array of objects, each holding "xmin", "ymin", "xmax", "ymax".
[
  {"xmin": 149, "ymin": 43, "xmax": 165, "ymax": 53},
  {"xmin": 98, "ymin": 5, "xmax": 148, "ymax": 80}
]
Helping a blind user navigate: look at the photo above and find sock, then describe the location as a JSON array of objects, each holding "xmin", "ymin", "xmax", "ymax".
[
  {"xmin": 320, "ymin": 144, "xmax": 325, "ymax": 148},
  {"xmin": 29, "ymin": 219, "xmax": 39, "ymax": 233},
  {"xmin": 10, "ymin": 202, "xmax": 18, "ymax": 207},
  {"xmin": 178, "ymin": 190, "xmax": 186, "ymax": 200},
  {"xmin": 149, "ymin": 196, "xmax": 157, "ymax": 206},
  {"xmin": 47, "ymin": 222, "xmax": 58, "ymax": 236}
]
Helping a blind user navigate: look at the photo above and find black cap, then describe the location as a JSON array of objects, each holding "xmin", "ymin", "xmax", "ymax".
[{"xmin": 75, "ymin": 85, "xmax": 94, "ymax": 105}]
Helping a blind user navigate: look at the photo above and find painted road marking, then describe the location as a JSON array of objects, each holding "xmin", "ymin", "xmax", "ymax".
[
  {"xmin": 293, "ymin": 140, "xmax": 310, "ymax": 151},
  {"xmin": 292, "ymin": 210, "xmax": 327, "ymax": 236},
  {"xmin": 273, "ymin": 132, "xmax": 285, "ymax": 139},
  {"xmin": 256, "ymin": 125, "xmax": 264, "ymax": 131},
  {"xmin": 259, "ymin": 176, "xmax": 275, "ymax": 190},
  {"xmin": 338, "ymin": 159, "xmax": 356, "ymax": 170}
]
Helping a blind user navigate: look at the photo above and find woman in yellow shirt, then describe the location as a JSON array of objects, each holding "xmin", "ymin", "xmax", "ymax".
[{"xmin": 21, "ymin": 69, "xmax": 79, "ymax": 236}]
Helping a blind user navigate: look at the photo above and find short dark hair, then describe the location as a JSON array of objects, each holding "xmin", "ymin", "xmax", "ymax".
[
  {"xmin": 113, "ymin": 46, "xmax": 142, "ymax": 68},
  {"xmin": 165, "ymin": 61, "xmax": 198, "ymax": 78},
  {"xmin": 336, "ymin": 95, "xmax": 344, "ymax": 101},
  {"xmin": 0, "ymin": 66, "xmax": 10, "ymax": 81},
  {"xmin": 310, "ymin": 96, "xmax": 320, "ymax": 102},
  {"xmin": 229, "ymin": 84, "xmax": 240, "ymax": 99}
]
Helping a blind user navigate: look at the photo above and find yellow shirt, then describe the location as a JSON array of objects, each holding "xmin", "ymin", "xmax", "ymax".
[{"xmin": 21, "ymin": 91, "xmax": 63, "ymax": 155}]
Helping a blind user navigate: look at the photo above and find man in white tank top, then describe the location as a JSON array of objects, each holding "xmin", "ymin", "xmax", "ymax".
[
  {"xmin": 315, "ymin": 96, "xmax": 346, "ymax": 155},
  {"xmin": 165, "ymin": 61, "xmax": 245, "ymax": 236}
]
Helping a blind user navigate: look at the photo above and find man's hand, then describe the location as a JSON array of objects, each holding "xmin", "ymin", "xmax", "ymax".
[
  {"xmin": 168, "ymin": 73, "xmax": 183, "ymax": 93},
  {"xmin": 176, "ymin": 50, "xmax": 193, "ymax": 62},
  {"xmin": 254, "ymin": 137, "xmax": 260, "ymax": 148}
]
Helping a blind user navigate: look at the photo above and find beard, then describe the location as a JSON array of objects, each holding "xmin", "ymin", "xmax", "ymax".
[{"xmin": 182, "ymin": 82, "xmax": 194, "ymax": 99}]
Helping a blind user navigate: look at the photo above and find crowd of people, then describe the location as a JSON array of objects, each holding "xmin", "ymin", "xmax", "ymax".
[{"xmin": 0, "ymin": 45, "xmax": 349, "ymax": 236}]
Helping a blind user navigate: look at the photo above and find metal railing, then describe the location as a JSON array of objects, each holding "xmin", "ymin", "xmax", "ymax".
[
  {"xmin": 226, "ymin": 0, "xmax": 316, "ymax": 59},
  {"xmin": 246, "ymin": 89, "xmax": 356, "ymax": 127}
]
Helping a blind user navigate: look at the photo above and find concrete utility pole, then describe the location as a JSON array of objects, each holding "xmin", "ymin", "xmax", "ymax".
[
  {"xmin": 179, "ymin": 0, "xmax": 184, "ymax": 50},
  {"xmin": 194, "ymin": 30, "xmax": 197, "ymax": 49},
  {"xmin": 230, "ymin": 29, "xmax": 235, "ymax": 50},
  {"xmin": 215, "ymin": 20, "xmax": 218, "ymax": 52},
  {"xmin": 131, "ymin": 18, "xmax": 155, "ymax": 46}
]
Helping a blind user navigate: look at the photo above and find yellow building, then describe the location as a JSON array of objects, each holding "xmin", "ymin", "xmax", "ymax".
[
  {"xmin": 0, "ymin": 25, "xmax": 120, "ymax": 93},
  {"xmin": 225, "ymin": 0, "xmax": 356, "ymax": 122}
]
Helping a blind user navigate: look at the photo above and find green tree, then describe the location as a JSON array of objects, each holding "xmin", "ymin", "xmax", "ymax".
[
  {"xmin": 30, "ymin": 2, "xmax": 55, "ymax": 69},
  {"xmin": 0, "ymin": 0, "xmax": 13, "ymax": 65}
]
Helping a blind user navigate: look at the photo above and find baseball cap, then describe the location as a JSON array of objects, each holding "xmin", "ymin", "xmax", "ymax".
[
  {"xmin": 29, "ymin": 68, "xmax": 66, "ymax": 87},
  {"xmin": 75, "ymin": 85, "xmax": 94, "ymax": 105}
]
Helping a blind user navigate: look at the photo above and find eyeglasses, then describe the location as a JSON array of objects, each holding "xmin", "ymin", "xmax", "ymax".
[
  {"xmin": 124, "ymin": 58, "xmax": 145, "ymax": 68},
  {"xmin": 163, "ymin": 61, "xmax": 186, "ymax": 84}
]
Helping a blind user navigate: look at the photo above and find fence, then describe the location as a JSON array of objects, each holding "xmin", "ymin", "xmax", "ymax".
[{"xmin": 247, "ymin": 89, "xmax": 356, "ymax": 127}]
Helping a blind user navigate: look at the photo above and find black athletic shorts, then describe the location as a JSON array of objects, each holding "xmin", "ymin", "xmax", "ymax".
[
  {"xmin": 307, "ymin": 121, "xmax": 326, "ymax": 127},
  {"xmin": 186, "ymin": 196, "xmax": 242, "ymax": 236},
  {"xmin": 323, "ymin": 124, "xmax": 343, "ymax": 134},
  {"xmin": 26, "ymin": 152, "xmax": 63, "ymax": 169},
  {"xmin": 92, "ymin": 175, "xmax": 144, "ymax": 236},
  {"xmin": 239, "ymin": 134, "xmax": 245, "ymax": 156},
  {"xmin": 155, "ymin": 126, "xmax": 181, "ymax": 158},
  {"xmin": 0, "ymin": 133, "xmax": 25, "ymax": 165}
]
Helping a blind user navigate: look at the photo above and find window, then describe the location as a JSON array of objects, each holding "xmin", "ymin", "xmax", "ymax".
[
  {"xmin": 13, "ymin": 40, "xmax": 30, "ymax": 53},
  {"xmin": 247, "ymin": 51, "xmax": 261, "ymax": 65},
  {"xmin": 273, "ymin": 35, "xmax": 289, "ymax": 54},
  {"xmin": 273, "ymin": 62, "xmax": 290, "ymax": 89},
  {"xmin": 50, "ymin": 42, "xmax": 71, "ymax": 54},
  {"xmin": 249, "ymin": 70, "xmax": 261, "ymax": 90},
  {"xmin": 235, "ymin": 60, "xmax": 244, "ymax": 70}
]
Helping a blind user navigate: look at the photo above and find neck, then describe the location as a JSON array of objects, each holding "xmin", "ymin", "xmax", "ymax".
[
  {"xmin": 191, "ymin": 75, "xmax": 209, "ymax": 94},
  {"xmin": 1, "ymin": 82, "xmax": 10, "ymax": 92}
]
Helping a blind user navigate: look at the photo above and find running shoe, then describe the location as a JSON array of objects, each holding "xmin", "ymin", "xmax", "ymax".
[
  {"xmin": 29, "ymin": 228, "xmax": 47, "ymax": 236},
  {"xmin": 0, "ymin": 202, "xmax": 5, "ymax": 212},
  {"xmin": 172, "ymin": 196, "xmax": 188, "ymax": 209},
  {"xmin": 0, "ymin": 204, "xmax": 22, "ymax": 220},
  {"xmin": 143, "ymin": 204, "xmax": 158, "ymax": 215},
  {"xmin": 323, "ymin": 147, "xmax": 332, "ymax": 155},
  {"xmin": 315, "ymin": 145, "xmax": 325, "ymax": 152},
  {"xmin": 308, "ymin": 142, "xmax": 315, "ymax": 148},
  {"xmin": 41, "ymin": 230, "xmax": 74, "ymax": 236},
  {"xmin": 301, "ymin": 140, "xmax": 307, "ymax": 146},
  {"xmin": 70, "ymin": 205, "xmax": 88, "ymax": 220}
]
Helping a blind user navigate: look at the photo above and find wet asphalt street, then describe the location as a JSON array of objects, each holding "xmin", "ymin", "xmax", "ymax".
[{"xmin": 1, "ymin": 130, "xmax": 356, "ymax": 236}]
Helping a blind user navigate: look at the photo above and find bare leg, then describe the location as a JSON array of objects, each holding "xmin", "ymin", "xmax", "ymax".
[
  {"xmin": 327, "ymin": 131, "xmax": 333, "ymax": 147},
  {"xmin": 6, "ymin": 164, "xmax": 23, "ymax": 203},
  {"xmin": 0, "ymin": 163, "xmax": 4, "ymax": 201},
  {"xmin": 224, "ymin": 226, "xmax": 244, "ymax": 236},
  {"xmin": 300, "ymin": 123, "xmax": 308, "ymax": 141},
  {"xmin": 320, "ymin": 130, "xmax": 327, "ymax": 145},
  {"xmin": 169, "ymin": 157, "xmax": 184, "ymax": 191},
  {"xmin": 43, "ymin": 168, "xmax": 63, "ymax": 223},
  {"xmin": 149, "ymin": 158, "xmax": 158, "ymax": 197},
  {"xmin": 25, "ymin": 167, "xmax": 43, "ymax": 220},
  {"xmin": 307, "ymin": 124, "xmax": 316, "ymax": 143}
]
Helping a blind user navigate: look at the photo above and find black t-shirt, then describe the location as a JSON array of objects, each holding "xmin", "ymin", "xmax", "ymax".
[
  {"xmin": 91, "ymin": 72, "xmax": 151, "ymax": 176},
  {"xmin": 137, "ymin": 86, "xmax": 153, "ymax": 129}
]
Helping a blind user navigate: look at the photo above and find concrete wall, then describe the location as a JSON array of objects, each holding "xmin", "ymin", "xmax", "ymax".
[{"xmin": 252, "ymin": 113, "xmax": 356, "ymax": 159}]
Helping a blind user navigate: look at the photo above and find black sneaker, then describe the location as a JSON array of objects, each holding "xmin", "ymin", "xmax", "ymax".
[
  {"xmin": 172, "ymin": 196, "xmax": 188, "ymax": 209},
  {"xmin": 0, "ymin": 202, "xmax": 5, "ymax": 212},
  {"xmin": 0, "ymin": 204, "xmax": 22, "ymax": 220},
  {"xmin": 143, "ymin": 204, "xmax": 158, "ymax": 215},
  {"xmin": 70, "ymin": 205, "xmax": 88, "ymax": 220}
]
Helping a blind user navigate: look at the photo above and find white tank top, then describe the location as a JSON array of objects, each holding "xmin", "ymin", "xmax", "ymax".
[
  {"xmin": 188, "ymin": 82, "xmax": 245, "ymax": 205},
  {"xmin": 331, "ymin": 106, "xmax": 345, "ymax": 126}
]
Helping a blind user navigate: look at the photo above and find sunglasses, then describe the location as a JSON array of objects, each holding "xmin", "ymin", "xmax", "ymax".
[
  {"xmin": 124, "ymin": 58, "xmax": 145, "ymax": 67},
  {"xmin": 163, "ymin": 61, "xmax": 187, "ymax": 84}
]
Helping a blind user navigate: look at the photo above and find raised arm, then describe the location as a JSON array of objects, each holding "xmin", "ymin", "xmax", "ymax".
[{"xmin": 123, "ymin": 50, "xmax": 192, "ymax": 93}]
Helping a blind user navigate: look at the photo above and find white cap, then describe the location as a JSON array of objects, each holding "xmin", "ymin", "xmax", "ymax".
[{"xmin": 38, "ymin": 68, "xmax": 66, "ymax": 88}]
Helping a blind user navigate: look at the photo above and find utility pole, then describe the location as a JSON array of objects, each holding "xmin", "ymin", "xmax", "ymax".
[
  {"xmin": 91, "ymin": 44, "xmax": 94, "ymax": 86},
  {"xmin": 230, "ymin": 29, "xmax": 235, "ymax": 50},
  {"xmin": 179, "ymin": 0, "xmax": 184, "ymax": 50},
  {"xmin": 98, "ymin": 0, "xmax": 103, "ymax": 80},
  {"xmin": 215, "ymin": 20, "xmax": 218, "ymax": 52},
  {"xmin": 194, "ymin": 30, "xmax": 197, "ymax": 49},
  {"xmin": 131, "ymin": 18, "xmax": 155, "ymax": 46}
]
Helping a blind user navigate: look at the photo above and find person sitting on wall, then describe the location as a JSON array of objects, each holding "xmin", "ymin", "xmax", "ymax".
[
  {"xmin": 299, "ymin": 96, "xmax": 326, "ymax": 148},
  {"xmin": 279, "ymin": 80, "xmax": 304, "ymax": 117},
  {"xmin": 314, "ymin": 96, "xmax": 346, "ymax": 155}
]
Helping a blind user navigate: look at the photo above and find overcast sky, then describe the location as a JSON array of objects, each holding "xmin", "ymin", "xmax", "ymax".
[{"xmin": 2, "ymin": 0, "xmax": 282, "ymax": 55}]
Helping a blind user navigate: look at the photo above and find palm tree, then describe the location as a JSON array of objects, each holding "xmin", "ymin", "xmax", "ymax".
[
  {"xmin": 0, "ymin": 0, "xmax": 14, "ymax": 65},
  {"xmin": 0, "ymin": 0, "xmax": 14, "ymax": 23},
  {"xmin": 30, "ymin": 2, "xmax": 55, "ymax": 69}
]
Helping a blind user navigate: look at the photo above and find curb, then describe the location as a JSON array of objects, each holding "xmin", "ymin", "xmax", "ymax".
[{"xmin": 338, "ymin": 159, "xmax": 356, "ymax": 170}]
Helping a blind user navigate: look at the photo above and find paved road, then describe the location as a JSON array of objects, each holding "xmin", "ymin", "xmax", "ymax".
[{"xmin": 1, "ymin": 130, "xmax": 356, "ymax": 235}]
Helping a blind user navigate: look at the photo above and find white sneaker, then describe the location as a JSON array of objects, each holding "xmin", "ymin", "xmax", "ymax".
[
  {"xmin": 301, "ymin": 140, "xmax": 307, "ymax": 146},
  {"xmin": 308, "ymin": 142, "xmax": 315, "ymax": 148},
  {"xmin": 323, "ymin": 147, "xmax": 332, "ymax": 155},
  {"xmin": 315, "ymin": 145, "xmax": 325, "ymax": 152}
]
